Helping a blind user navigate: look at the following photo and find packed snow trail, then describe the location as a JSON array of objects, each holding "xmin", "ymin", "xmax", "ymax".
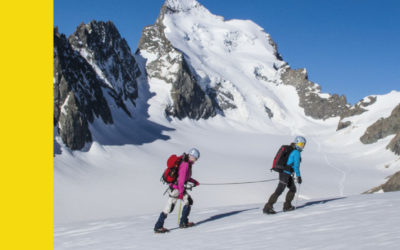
[
  {"xmin": 312, "ymin": 136, "xmax": 348, "ymax": 196},
  {"xmin": 54, "ymin": 192, "xmax": 400, "ymax": 250}
]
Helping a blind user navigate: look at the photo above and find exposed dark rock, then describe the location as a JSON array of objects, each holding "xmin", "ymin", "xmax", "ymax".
[
  {"xmin": 364, "ymin": 171, "xmax": 400, "ymax": 193},
  {"xmin": 54, "ymin": 21, "xmax": 143, "ymax": 150},
  {"xmin": 206, "ymin": 82, "xmax": 236, "ymax": 111},
  {"xmin": 280, "ymin": 67, "xmax": 351, "ymax": 120},
  {"xmin": 387, "ymin": 131, "xmax": 400, "ymax": 155},
  {"xmin": 163, "ymin": 0, "xmax": 202, "ymax": 14},
  {"xmin": 337, "ymin": 121, "xmax": 351, "ymax": 131},
  {"xmin": 137, "ymin": 4, "xmax": 217, "ymax": 120},
  {"xmin": 254, "ymin": 66, "xmax": 269, "ymax": 82},
  {"xmin": 54, "ymin": 29, "xmax": 113, "ymax": 150},
  {"xmin": 336, "ymin": 96, "xmax": 377, "ymax": 131},
  {"xmin": 359, "ymin": 96, "xmax": 377, "ymax": 108},
  {"xmin": 383, "ymin": 171, "xmax": 400, "ymax": 192},
  {"xmin": 340, "ymin": 96, "xmax": 376, "ymax": 119},
  {"xmin": 264, "ymin": 105, "xmax": 274, "ymax": 119},
  {"xmin": 69, "ymin": 21, "xmax": 140, "ymax": 110},
  {"xmin": 58, "ymin": 92, "xmax": 92, "ymax": 150},
  {"xmin": 360, "ymin": 104, "xmax": 400, "ymax": 144},
  {"xmin": 165, "ymin": 59, "xmax": 216, "ymax": 119},
  {"xmin": 267, "ymin": 34, "xmax": 283, "ymax": 61}
]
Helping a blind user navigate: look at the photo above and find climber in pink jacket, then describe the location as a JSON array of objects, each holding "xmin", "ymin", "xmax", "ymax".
[
  {"xmin": 154, "ymin": 148, "xmax": 200, "ymax": 233},
  {"xmin": 171, "ymin": 160, "xmax": 199, "ymax": 199}
]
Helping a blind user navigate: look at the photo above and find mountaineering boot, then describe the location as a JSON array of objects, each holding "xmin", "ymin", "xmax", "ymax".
[
  {"xmin": 283, "ymin": 205, "xmax": 295, "ymax": 212},
  {"xmin": 154, "ymin": 212, "xmax": 168, "ymax": 233},
  {"xmin": 283, "ymin": 191, "xmax": 296, "ymax": 212},
  {"xmin": 179, "ymin": 222, "xmax": 195, "ymax": 228},
  {"xmin": 263, "ymin": 207, "xmax": 276, "ymax": 214},
  {"xmin": 179, "ymin": 205, "xmax": 195, "ymax": 228},
  {"xmin": 154, "ymin": 227, "xmax": 170, "ymax": 234},
  {"xmin": 263, "ymin": 193, "xmax": 279, "ymax": 214}
]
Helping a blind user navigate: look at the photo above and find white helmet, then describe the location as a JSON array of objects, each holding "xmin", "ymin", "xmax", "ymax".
[
  {"xmin": 188, "ymin": 148, "xmax": 200, "ymax": 159},
  {"xmin": 294, "ymin": 136, "xmax": 306, "ymax": 151}
]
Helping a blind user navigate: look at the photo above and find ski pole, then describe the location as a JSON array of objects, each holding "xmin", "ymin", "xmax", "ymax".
[
  {"xmin": 177, "ymin": 200, "xmax": 182, "ymax": 225},
  {"xmin": 295, "ymin": 183, "xmax": 301, "ymax": 209}
]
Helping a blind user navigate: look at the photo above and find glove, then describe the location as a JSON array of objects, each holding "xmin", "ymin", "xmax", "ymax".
[
  {"xmin": 193, "ymin": 180, "xmax": 200, "ymax": 187},
  {"xmin": 297, "ymin": 176, "xmax": 302, "ymax": 184},
  {"xmin": 178, "ymin": 193, "xmax": 184, "ymax": 199}
]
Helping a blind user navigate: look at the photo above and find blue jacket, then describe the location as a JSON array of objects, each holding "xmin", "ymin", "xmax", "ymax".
[{"xmin": 285, "ymin": 149, "xmax": 301, "ymax": 177}]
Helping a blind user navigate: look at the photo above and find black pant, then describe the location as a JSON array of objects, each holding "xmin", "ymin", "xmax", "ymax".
[{"xmin": 274, "ymin": 172, "xmax": 296, "ymax": 196}]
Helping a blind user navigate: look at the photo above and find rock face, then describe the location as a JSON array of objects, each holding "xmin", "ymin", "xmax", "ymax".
[
  {"xmin": 360, "ymin": 104, "xmax": 400, "ymax": 155},
  {"xmin": 69, "ymin": 21, "xmax": 141, "ymax": 114},
  {"xmin": 336, "ymin": 96, "xmax": 376, "ymax": 130},
  {"xmin": 54, "ymin": 29, "xmax": 112, "ymax": 150},
  {"xmin": 137, "ymin": 4, "xmax": 216, "ymax": 120},
  {"xmin": 280, "ymin": 67, "xmax": 352, "ymax": 120},
  {"xmin": 364, "ymin": 171, "xmax": 400, "ymax": 193},
  {"xmin": 54, "ymin": 21, "xmax": 141, "ymax": 150},
  {"xmin": 387, "ymin": 133, "xmax": 400, "ymax": 155}
]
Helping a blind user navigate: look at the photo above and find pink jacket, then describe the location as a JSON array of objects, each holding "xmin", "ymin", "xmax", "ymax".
[{"xmin": 170, "ymin": 160, "xmax": 197, "ymax": 195}]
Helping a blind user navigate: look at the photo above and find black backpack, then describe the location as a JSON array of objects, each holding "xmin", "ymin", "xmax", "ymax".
[{"xmin": 271, "ymin": 145, "xmax": 294, "ymax": 173}]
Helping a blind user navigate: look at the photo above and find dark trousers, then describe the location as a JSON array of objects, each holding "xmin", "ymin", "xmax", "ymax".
[
  {"xmin": 274, "ymin": 172, "xmax": 297, "ymax": 196},
  {"xmin": 265, "ymin": 172, "xmax": 296, "ymax": 210}
]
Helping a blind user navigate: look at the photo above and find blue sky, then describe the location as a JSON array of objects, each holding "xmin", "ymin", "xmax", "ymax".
[{"xmin": 54, "ymin": 0, "xmax": 400, "ymax": 104}]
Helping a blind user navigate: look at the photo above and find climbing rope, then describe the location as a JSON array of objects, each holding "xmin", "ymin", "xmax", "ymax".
[
  {"xmin": 163, "ymin": 178, "xmax": 278, "ymax": 195},
  {"xmin": 200, "ymin": 178, "xmax": 278, "ymax": 186}
]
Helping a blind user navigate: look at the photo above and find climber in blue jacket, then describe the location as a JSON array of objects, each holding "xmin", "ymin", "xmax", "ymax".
[{"xmin": 263, "ymin": 136, "xmax": 306, "ymax": 214}]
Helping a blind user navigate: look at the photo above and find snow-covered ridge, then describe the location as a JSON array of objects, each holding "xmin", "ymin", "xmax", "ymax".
[
  {"xmin": 155, "ymin": 0, "xmax": 292, "ymax": 125},
  {"xmin": 165, "ymin": 0, "xmax": 202, "ymax": 12}
]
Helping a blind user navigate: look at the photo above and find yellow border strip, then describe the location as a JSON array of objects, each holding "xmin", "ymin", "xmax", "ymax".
[{"xmin": 0, "ymin": 0, "xmax": 53, "ymax": 249}]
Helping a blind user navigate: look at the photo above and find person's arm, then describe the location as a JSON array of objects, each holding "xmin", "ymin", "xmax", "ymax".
[
  {"xmin": 188, "ymin": 178, "xmax": 199, "ymax": 186},
  {"xmin": 290, "ymin": 151, "xmax": 301, "ymax": 177},
  {"xmin": 177, "ymin": 162, "xmax": 189, "ymax": 197}
]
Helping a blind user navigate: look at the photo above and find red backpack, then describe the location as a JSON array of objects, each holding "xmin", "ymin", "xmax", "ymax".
[
  {"xmin": 271, "ymin": 145, "xmax": 294, "ymax": 173},
  {"xmin": 161, "ymin": 154, "xmax": 185, "ymax": 184}
]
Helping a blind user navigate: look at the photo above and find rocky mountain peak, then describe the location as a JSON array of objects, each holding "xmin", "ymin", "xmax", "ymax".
[
  {"xmin": 280, "ymin": 66, "xmax": 352, "ymax": 120},
  {"xmin": 54, "ymin": 21, "xmax": 143, "ymax": 150},
  {"xmin": 69, "ymin": 20, "xmax": 140, "ymax": 108},
  {"xmin": 164, "ymin": 0, "xmax": 202, "ymax": 13},
  {"xmin": 137, "ymin": 1, "xmax": 217, "ymax": 120}
]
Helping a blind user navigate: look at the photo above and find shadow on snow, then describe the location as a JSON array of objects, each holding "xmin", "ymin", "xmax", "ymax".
[{"xmin": 296, "ymin": 197, "xmax": 346, "ymax": 210}]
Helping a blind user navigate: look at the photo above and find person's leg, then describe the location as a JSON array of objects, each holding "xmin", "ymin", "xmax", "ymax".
[
  {"xmin": 264, "ymin": 173, "xmax": 289, "ymax": 213},
  {"xmin": 283, "ymin": 177, "xmax": 297, "ymax": 211},
  {"xmin": 180, "ymin": 193, "xmax": 194, "ymax": 227},
  {"xmin": 162, "ymin": 189, "xmax": 179, "ymax": 214},
  {"xmin": 154, "ymin": 189, "xmax": 178, "ymax": 231}
]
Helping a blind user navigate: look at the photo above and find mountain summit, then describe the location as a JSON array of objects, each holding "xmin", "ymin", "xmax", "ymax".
[
  {"xmin": 164, "ymin": 0, "xmax": 203, "ymax": 13},
  {"xmin": 138, "ymin": 0, "xmax": 361, "ymax": 125}
]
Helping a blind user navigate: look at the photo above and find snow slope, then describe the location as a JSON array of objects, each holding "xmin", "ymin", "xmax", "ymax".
[
  {"xmin": 54, "ymin": 107, "xmax": 400, "ymax": 224},
  {"xmin": 54, "ymin": 192, "xmax": 400, "ymax": 250},
  {"xmin": 54, "ymin": 0, "xmax": 400, "ymax": 229}
]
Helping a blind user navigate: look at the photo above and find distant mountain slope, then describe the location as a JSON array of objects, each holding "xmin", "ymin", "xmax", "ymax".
[
  {"xmin": 54, "ymin": 0, "xmax": 399, "ymax": 153},
  {"xmin": 361, "ymin": 103, "xmax": 400, "ymax": 155}
]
